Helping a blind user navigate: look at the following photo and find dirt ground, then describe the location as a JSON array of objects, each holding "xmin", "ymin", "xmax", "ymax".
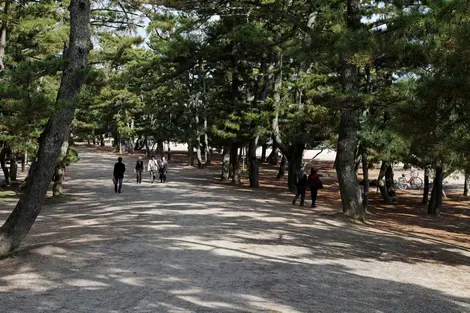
[{"xmin": 0, "ymin": 147, "xmax": 469, "ymax": 313}]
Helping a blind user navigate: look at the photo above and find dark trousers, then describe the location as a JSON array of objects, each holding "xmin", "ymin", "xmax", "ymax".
[
  {"xmin": 293, "ymin": 187, "xmax": 306, "ymax": 206},
  {"xmin": 114, "ymin": 178, "xmax": 123, "ymax": 193},
  {"xmin": 310, "ymin": 187, "xmax": 318, "ymax": 206},
  {"xmin": 136, "ymin": 170, "xmax": 143, "ymax": 183},
  {"xmin": 159, "ymin": 170, "xmax": 166, "ymax": 182}
]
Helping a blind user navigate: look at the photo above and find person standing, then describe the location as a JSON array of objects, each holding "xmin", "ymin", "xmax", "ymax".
[
  {"xmin": 135, "ymin": 156, "xmax": 144, "ymax": 184},
  {"xmin": 147, "ymin": 155, "xmax": 157, "ymax": 183},
  {"xmin": 307, "ymin": 168, "xmax": 323, "ymax": 208},
  {"xmin": 113, "ymin": 157, "xmax": 126, "ymax": 193},
  {"xmin": 292, "ymin": 168, "xmax": 307, "ymax": 206},
  {"xmin": 159, "ymin": 156, "xmax": 168, "ymax": 183}
]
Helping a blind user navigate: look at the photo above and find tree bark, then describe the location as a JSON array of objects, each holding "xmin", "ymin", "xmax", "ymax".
[
  {"xmin": 221, "ymin": 146, "xmax": 231, "ymax": 181},
  {"xmin": 0, "ymin": 0, "xmax": 91, "ymax": 255},
  {"xmin": 248, "ymin": 136, "xmax": 259, "ymax": 188},
  {"xmin": 276, "ymin": 154, "xmax": 286, "ymax": 180},
  {"xmin": 156, "ymin": 140, "xmax": 164, "ymax": 158},
  {"xmin": 187, "ymin": 142, "xmax": 194, "ymax": 166},
  {"xmin": 336, "ymin": 0, "xmax": 364, "ymax": 219},
  {"xmin": 428, "ymin": 164, "xmax": 443, "ymax": 215},
  {"xmin": 267, "ymin": 138, "xmax": 278, "ymax": 165},
  {"xmin": 0, "ymin": 0, "xmax": 9, "ymax": 70},
  {"xmin": 361, "ymin": 151, "xmax": 369, "ymax": 211},
  {"xmin": 423, "ymin": 166, "xmax": 431, "ymax": 204},
  {"xmin": 377, "ymin": 161, "xmax": 390, "ymax": 204},
  {"xmin": 167, "ymin": 140, "xmax": 171, "ymax": 161},
  {"xmin": 464, "ymin": 169, "xmax": 469, "ymax": 197},
  {"xmin": 230, "ymin": 143, "xmax": 241, "ymax": 184},
  {"xmin": 9, "ymin": 152, "xmax": 17, "ymax": 181},
  {"xmin": 52, "ymin": 142, "xmax": 69, "ymax": 197},
  {"xmin": 100, "ymin": 134, "xmax": 105, "ymax": 147}
]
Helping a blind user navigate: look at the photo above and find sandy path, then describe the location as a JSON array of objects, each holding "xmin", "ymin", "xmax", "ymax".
[{"xmin": 0, "ymin": 148, "xmax": 469, "ymax": 313}]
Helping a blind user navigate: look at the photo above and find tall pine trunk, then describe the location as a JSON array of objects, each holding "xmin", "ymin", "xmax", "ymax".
[
  {"xmin": 248, "ymin": 136, "xmax": 259, "ymax": 188},
  {"xmin": 276, "ymin": 154, "xmax": 286, "ymax": 180},
  {"xmin": 336, "ymin": 0, "xmax": 364, "ymax": 219},
  {"xmin": 428, "ymin": 164, "xmax": 443, "ymax": 215},
  {"xmin": 0, "ymin": 0, "xmax": 91, "ymax": 255},
  {"xmin": 0, "ymin": 147, "xmax": 10, "ymax": 185},
  {"xmin": 221, "ymin": 146, "xmax": 231, "ymax": 181},
  {"xmin": 464, "ymin": 169, "xmax": 469, "ymax": 197},
  {"xmin": 423, "ymin": 166, "xmax": 431, "ymax": 204},
  {"xmin": 187, "ymin": 142, "xmax": 194, "ymax": 166},
  {"xmin": 157, "ymin": 140, "xmax": 164, "ymax": 158},
  {"xmin": 261, "ymin": 143, "xmax": 267, "ymax": 163},
  {"xmin": 100, "ymin": 134, "xmax": 105, "ymax": 147}
]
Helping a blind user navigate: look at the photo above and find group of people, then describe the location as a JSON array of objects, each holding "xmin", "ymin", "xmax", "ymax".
[
  {"xmin": 292, "ymin": 168, "xmax": 323, "ymax": 208},
  {"xmin": 112, "ymin": 155, "xmax": 168, "ymax": 193}
]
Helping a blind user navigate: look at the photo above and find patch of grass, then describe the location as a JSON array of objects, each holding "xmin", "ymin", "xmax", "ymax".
[{"xmin": 0, "ymin": 190, "xmax": 18, "ymax": 199}]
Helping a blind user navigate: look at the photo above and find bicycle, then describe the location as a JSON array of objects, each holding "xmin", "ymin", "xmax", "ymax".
[{"xmin": 395, "ymin": 170, "xmax": 423, "ymax": 190}]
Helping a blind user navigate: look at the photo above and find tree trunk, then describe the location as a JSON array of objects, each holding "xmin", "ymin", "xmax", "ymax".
[
  {"xmin": 267, "ymin": 139, "xmax": 278, "ymax": 165},
  {"xmin": 0, "ymin": 0, "xmax": 91, "ymax": 255},
  {"xmin": 167, "ymin": 140, "xmax": 171, "ymax": 161},
  {"xmin": 361, "ymin": 151, "xmax": 369, "ymax": 211},
  {"xmin": 276, "ymin": 154, "xmax": 286, "ymax": 180},
  {"xmin": 221, "ymin": 146, "xmax": 231, "ymax": 181},
  {"xmin": 287, "ymin": 144, "xmax": 304, "ymax": 192},
  {"xmin": 0, "ymin": 147, "xmax": 10, "ymax": 185},
  {"xmin": 385, "ymin": 163, "xmax": 396, "ymax": 198},
  {"xmin": 464, "ymin": 169, "xmax": 469, "ymax": 197},
  {"xmin": 336, "ymin": 0, "xmax": 363, "ymax": 219},
  {"xmin": 21, "ymin": 153, "xmax": 26, "ymax": 172},
  {"xmin": 0, "ymin": 0, "xmax": 9, "ymax": 70},
  {"xmin": 248, "ymin": 136, "xmax": 259, "ymax": 188},
  {"xmin": 261, "ymin": 143, "xmax": 267, "ymax": 163},
  {"xmin": 230, "ymin": 143, "xmax": 241, "ymax": 184},
  {"xmin": 428, "ymin": 164, "xmax": 443, "ymax": 215},
  {"xmin": 423, "ymin": 166, "xmax": 431, "ymax": 204}
]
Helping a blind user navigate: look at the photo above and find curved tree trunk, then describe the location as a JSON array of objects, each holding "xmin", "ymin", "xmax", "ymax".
[
  {"xmin": 361, "ymin": 151, "xmax": 369, "ymax": 211},
  {"xmin": 221, "ymin": 146, "xmax": 231, "ymax": 181},
  {"xmin": 0, "ymin": 0, "xmax": 91, "ymax": 255},
  {"xmin": 248, "ymin": 136, "xmax": 259, "ymax": 188}
]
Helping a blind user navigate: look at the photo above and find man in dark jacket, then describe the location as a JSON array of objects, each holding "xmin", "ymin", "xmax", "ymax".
[
  {"xmin": 292, "ymin": 168, "xmax": 307, "ymax": 206},
  {"xmin": 135, "ymin": 156, "xmax": 144, "ymax": 184},
  {"xmin": 113, "ymin": 157, "xmax": 126, "ymax": 193}
]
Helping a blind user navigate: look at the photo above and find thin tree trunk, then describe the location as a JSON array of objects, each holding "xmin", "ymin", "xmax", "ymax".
[
  {"xmin": 267, "ymin": 138, "xmax": 278, "ymax": 165},
  {"xmin": 362, "ymin": 151, "xmax": 369, "ymax": 210},
  {"xmin": 187, "ymin": 142, "xmax": 194, "ymax": 166},
  {"xmin": 385, "ymin": 163, "xmax": 396, "ymax": 198},
  {"xmin": 9, "ymin": 152, "xmax": 17, "ymax": 181},
  {"xmin": 167, "ymin": 140, "xmax": 171, "ymax": 161},
  {"xmin": 21, "ymin": 153, "xmax": 26, "ymax": 172},
  {"xmin": 276, "ymin": 154, "xmax": 286, "ymax": 180},
  {"xmin": 336, "ymin": 0, "xmax": 364, "ymax": 219},
  {"xmin": 221, "ymin": 146, "xmax": 231, "ymax": 181},
  {"xmin": 428, "ymin": 163, "xmax": 443, "ymax": 215},
  {"xmin": 52, "ymin": 142, "xmax": 69, "ymax": 197},
  {"xmin": 423, "ymin": 166, "xmax": 430, "ymax": 204},
  {"xmin": 230, "ymin": 143, "xmax": 241, "ymax": 184},
  {"xmin": 0, "ymin": 0, "xmax": 91, "ymax": 255},
  {"xmin": 249, "ymin": 136, "xmax": 259, "ymax": 188},
  {"xmin": 144, "ymin": 136, "xmax": 150, "ymax": 158},
  {"xmin": 464, "ymin": 169, "xmax": 469, "ymax": 197},
  {"xmin": 0, "ymin": 0, "xmax": 9, "ymax": 70}
]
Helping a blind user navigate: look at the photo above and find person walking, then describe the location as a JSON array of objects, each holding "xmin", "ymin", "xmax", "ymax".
[
  {"xmin": 292, "ymin": 168, "xmax": 307, "ymax": 206},
  {"xmin": 147, "ymin": 155, "xmax": 157, "ymax": 183},
  {"xmin": 113, "ymin": 157, "xmax": 126, "ymax": 193},
  {"xmin": 307, "ymin": 168, "xmax": 323, "ymax": 208},
  {"xmin": 135, "ymin": 156, "xmax": 144, "ymax": 184},
  {"xmin": 159, "ymin": 156, "xmax": 168, "ymax": 183}
]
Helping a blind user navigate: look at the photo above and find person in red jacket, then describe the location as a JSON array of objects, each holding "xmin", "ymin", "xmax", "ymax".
[{"xmin": 307, "ymin": 168, "xmax": 323, "ymax": 208}]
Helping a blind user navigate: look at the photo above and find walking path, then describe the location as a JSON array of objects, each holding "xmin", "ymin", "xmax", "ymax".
[{"xmin": 0, "ymin": 148, "xmax": 469, "ymax": 313}]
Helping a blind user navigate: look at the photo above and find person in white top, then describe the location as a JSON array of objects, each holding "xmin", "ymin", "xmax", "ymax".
[{"xmin": 147, "ymin": 155, "xmax": 158, "ymax": 183}]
